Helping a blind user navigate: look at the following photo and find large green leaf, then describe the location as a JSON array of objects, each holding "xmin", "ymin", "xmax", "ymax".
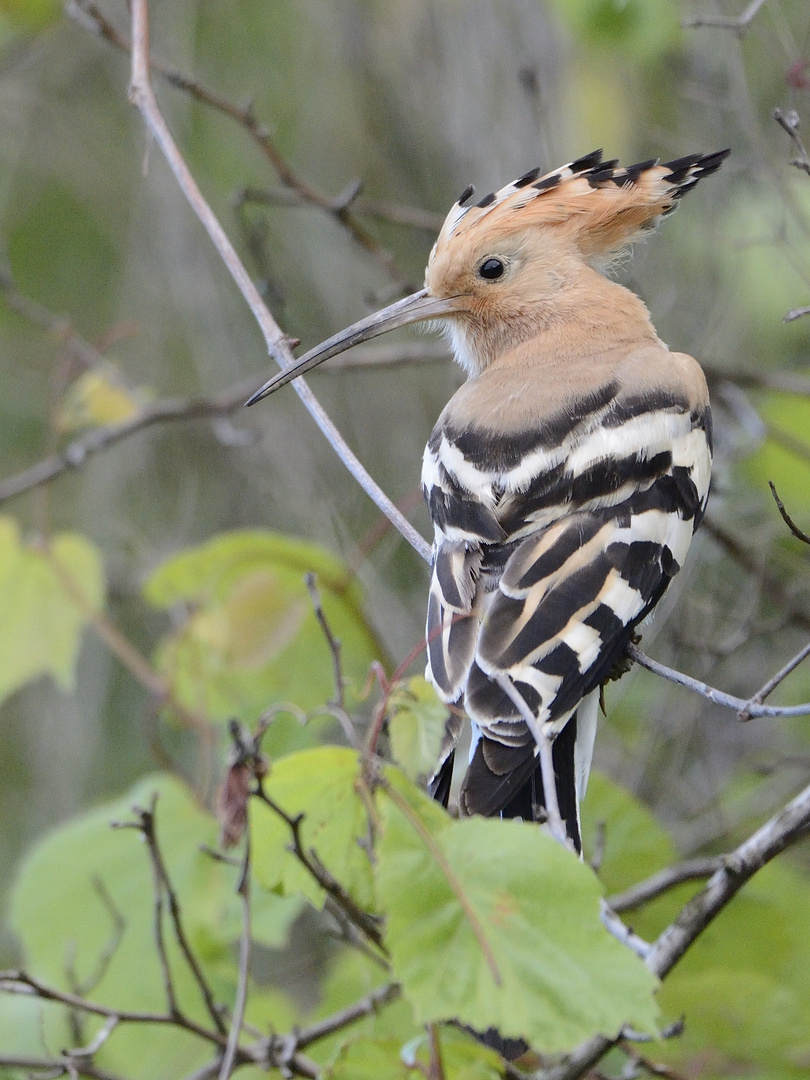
[
  {"xmin": 250, "ymin": 746, "xmax": 376, "ymax": 911},
  {"xmin": 144, "ymin": 530, "xmax": 382, "ymax": 730},
  {"xmin": 0, "ymin": 516, "xmax": 105, "ymax": 705},
  {"xmin": 376, "ymin": 770, "xmax": 660, "ymax": 1054},
  {"xmin": 7, "ymin": 773, "xmax": 300, "ymax": 1079}
]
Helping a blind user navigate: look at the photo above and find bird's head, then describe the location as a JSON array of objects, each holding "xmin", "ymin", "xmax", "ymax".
[{"xmin": 245, "ymin": 148, "xmax": 728, "ymax": 405}]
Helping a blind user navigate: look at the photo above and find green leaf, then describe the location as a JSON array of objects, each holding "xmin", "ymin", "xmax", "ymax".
[
  {"xmin": 387, "ymin": 676, "xmax": 448, "ymax": 781},
  {"xmin": 251, "ymin": 746, "xmax": 375, "ymax": 911},
  {"xmin": 328, "ymin": 1036, "xmax": 412, "ymax": 1080},
  {"xmin": 376, "ymin": 770, "xmax": 659, "ymax": 1054},
  {"xmin": 144, "ymin": 530, "xmax": 383, "ymax": 731},
  {"xmin": 0, "ymin": 517, "xmax": 105, "ymax": 705},
  {"xmin": 328, "ymin": 1028, "xmax": 505, "ymax": 1080},
  {"xmin": 6, "ymin": 773, "xmax": 300, "ymax": 1079}
]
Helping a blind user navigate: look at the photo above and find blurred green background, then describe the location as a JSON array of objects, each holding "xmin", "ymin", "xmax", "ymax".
[{"xmin": 0, "ymin": 0, "xmax": 809, "ymax": 1072}]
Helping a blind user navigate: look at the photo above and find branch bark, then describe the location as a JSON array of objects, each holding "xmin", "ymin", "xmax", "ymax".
[
  {"xmin": 541, "ymin": 779, "xmax": 810, "ymax": 1080},
  {"xmin": 125, "ymin": 0, "xmax": 431, "ymax": 564}
]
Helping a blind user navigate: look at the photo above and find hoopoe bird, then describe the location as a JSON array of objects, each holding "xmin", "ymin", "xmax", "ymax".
[{"xmin": 248, "ymin": 148, "xmax": 729, "ymax": 853}]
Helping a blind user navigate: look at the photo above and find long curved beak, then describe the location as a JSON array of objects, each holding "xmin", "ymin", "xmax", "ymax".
[{"xmin": 245, "ymin": 289, "xmax": 461, "ymax": 406}]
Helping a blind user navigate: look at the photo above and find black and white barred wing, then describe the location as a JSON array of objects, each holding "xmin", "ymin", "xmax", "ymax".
[
  {"xmin": 461, "ymin": 460, "xmax": 708, "ymax": 818},
  {"xmin": 423, "ymin": 442, "xmax": 507, "ymax": 704}
]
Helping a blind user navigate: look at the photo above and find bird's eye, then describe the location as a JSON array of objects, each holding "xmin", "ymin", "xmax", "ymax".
[{"xmin": 478, "ymin": 257, "xmax": 506, "ymax": 280}]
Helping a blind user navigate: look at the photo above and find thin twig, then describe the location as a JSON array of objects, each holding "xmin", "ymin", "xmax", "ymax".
[
  {"xmin": 237, "ymin": 185, "xmax": 444, "ymax": 233},
  {"xmin": 0, "ymin": 971, "xmax": 223, "ymax": 1043},
  {"xmin": 71, "ymin": 1015, "xmax": 120, "ymax": 1058},
  {"xmin": 125, "ymin": 0, "xmax": 430, "ymax": 564},
  {"xmin": 70, "ymin": 878, "xmax": 126, "ymax": 998},
  {"xmin": 740, "ymin": 639, "xmax": 810, "ymax": 721},
  {"xmin": 703, "ymin": 517, "xmax": 810, "ymax": 635},
  {"xmin": 131, "ymin": 799, "xmax": 228, "ymax": 1035},
  {"xmin": 769, "ymin": 481, "xmax": 810, "ymax": 545},
  {"xmin": 683, "ymin": 0, "xmax": 768, "ymax": 35},
  {"xmin": 253, "ymin": 783, "xmax": 386, "ymax": 953},
  {"xmin": 784, "ymin": 305, "xmax": 810, "ymax": 322},
  {"xmin": 773, "ymin": 108, "xmax": 810, "ymax": 177},
  {"xmin": 68, "ymin": 0, "xmax": 411, "ymax": 289},
  {"xmin": 305, "ymin": 572, "xmax": 346, "ymax": 712},
  {"xmin": 218, "ymin": 840, "xmax": 252, "ymax": 1080},
  {"xmin": 625, "ymin": 643, "xmax": 810, "ymax": 720},
  {"xmin": 0, "ymin": 1055, "xmax": 125, "ymax": 1080},
  {"xmin": 427, "ymin": 1022, "xmax": 447, "ymax": 1080},
  {"xmin": 606, "ymin": 858, "xmax": 724, "ymax": 914},
  {"xmin": 0, "ymin": 264, "xmax": 108, "ymax": 372},
  {"xmin": 0, "ymin": 377, "xmax": 259, "ymax": 504},
  {"xmin": 295, "ymin": 982, "xmax": 401, "ymax": 1048}
]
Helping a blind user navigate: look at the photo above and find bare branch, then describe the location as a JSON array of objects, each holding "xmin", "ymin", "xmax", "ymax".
[
  {"xmin": 0, "ymin": 970, "xmax": 222, "ymax": 1043},
  {"xmin": 647, "ymin": 783, "xmax": 810, "ymax": 975},
  {"xmin": 237, "ymin": 184, "xmax": 444, "ymax": 235},
  {"xmin": 125, "ymin": 799, "xmax": 228, "ymax": 1035},
  {"xmin": 541, "ymin": 779, "xmax": 810, "ymax": 1080},
  {"xmin": 68, "ymin": 0, "xmax": 411, "ymax": 289},
  {"xmin": 683, "ymin": 0, "xmax": 768, "ymax": 35},
  {"xmin": 703, "ymin": 517, "xmax": 810, "ymax": 635},
  {"xmin": 0, "ymin": 1054, "xmax": 125, "ymax": 1080},
  {"xmin": 295, "ymin": 982, "xmax": 401, "ymax": 1048},
  {"xmin": 122, "ymin": 0, "xmax": 430, "ymax": 563},
  {"xmin": 217, "ymin": 840, "xmax": 252, "ymax": 1080},
  {"xmin": 769, "ymin": 481, "xmax": 810, "ymax": 545},
  {"xmin": 0, "ymin": 377, "xmax": 259, "ymax": 505},
  {"xmin": 606, "ymin": 858, "xmax": 724, "ymax": 914},
  {"xmin": 740, "ymin": 639, "xmax": 810, "ymax": 722},
  {"xmin": 0, "ymin": 264, "xmax": 108, "ymax": 372},
  {"xmin": 710, "ymin": 369, "xmax": 810, "ymax": 396},
  {"xmin": 253, "ymin": 783, "xmax": 386, "ymax": 953},
  {"xmin": 773, "ymin": 109, "xmax": 810, "ymax": 177},
  {"xmin": 69, "ymin": 878, "xmax": 126, "ymax": 998},
  {"xmin": 305, "ymin": 572, "xmax": 347, "ymax": 714},
  {"xmin": 784, "ymin": 305, "xmax": 810, "ymax": 323},
  {"xmin": 625, "ymin": 643, "xmax": 810, "ymax": 720}
]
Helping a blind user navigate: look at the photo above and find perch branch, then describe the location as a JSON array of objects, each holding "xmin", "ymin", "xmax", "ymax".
[
  {"xmin": 125, "ymin": 0, "xmax": 430, "ymax": 563},
  {"xmin": 542, "ymin": 778, "xmax": 810, "ymax": 1080},
  {"xmin": 625, "ymin": 643, "xmax": 810, "ymax": 721}
]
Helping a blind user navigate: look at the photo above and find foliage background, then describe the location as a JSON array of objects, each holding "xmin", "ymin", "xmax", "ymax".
[{"xmin": 0, "ymin": 0, "xmax": 809, "ymax": 1076}]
